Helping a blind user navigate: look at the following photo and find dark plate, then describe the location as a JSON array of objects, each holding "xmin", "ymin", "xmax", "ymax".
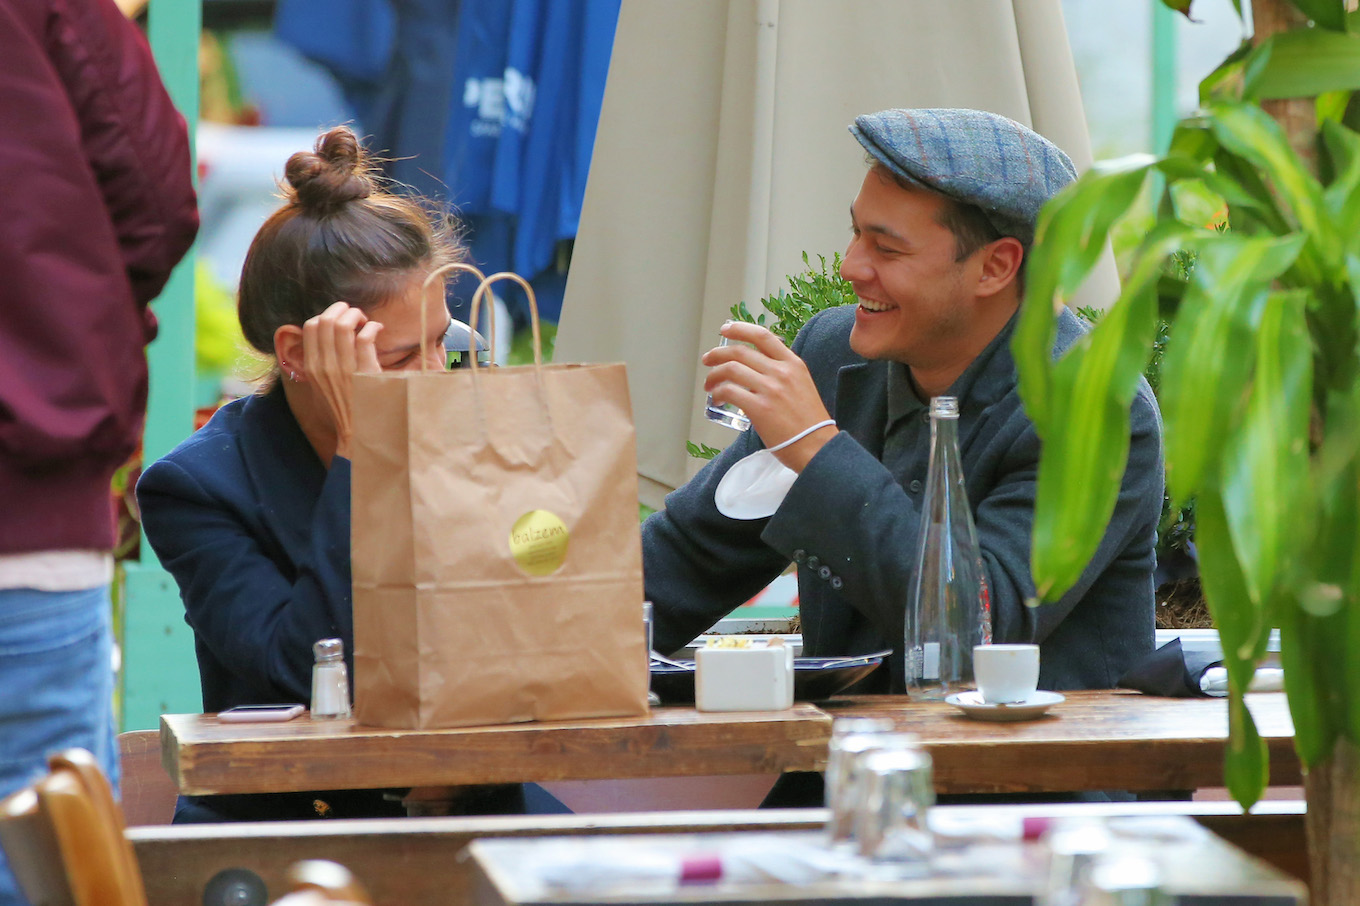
[{"xmin": 649, "ymin": 654, "xmax": 886, "ymax": 705}]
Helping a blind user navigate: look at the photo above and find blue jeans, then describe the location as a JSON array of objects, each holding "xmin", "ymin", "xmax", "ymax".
[{"xmin": 0, "ymin": 586, "xmax": 118, "ymax": 906}]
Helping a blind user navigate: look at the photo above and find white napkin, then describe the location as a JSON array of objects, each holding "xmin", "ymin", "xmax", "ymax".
[
  {"xmin": 1199, "ymin": 666, "xmax": 1284, "ymax": 696},
  {"xmin": 714, "ymin": 449, "xmax": 798, "ymax": 520},
  {"xmin": 533, "ymin": 836, "xmax": 856, "ymax": 890}
]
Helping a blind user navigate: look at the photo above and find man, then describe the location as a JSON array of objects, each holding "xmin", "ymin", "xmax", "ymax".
[
  {"xmin": 644, "ymin": 108, "xmax": 1162, "ymax": 695},
  {"xmin": 0, "ymin": 1, "xmax": 197, "ymax": 901}
]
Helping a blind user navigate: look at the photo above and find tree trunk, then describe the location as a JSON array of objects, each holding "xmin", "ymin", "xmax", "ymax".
[
  {"xmin": 1253, "ymin": 0, "xmax": 1316, "ymax": 170},
  {"xmin": 1304, "ymin": 736, "xmax": 1360, "ymax": 905}
]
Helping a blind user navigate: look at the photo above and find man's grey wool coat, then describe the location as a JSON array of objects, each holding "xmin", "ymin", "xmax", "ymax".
[{"xmin": 644, "ymin": 304, "xmax": 1164, "ymax": 693}]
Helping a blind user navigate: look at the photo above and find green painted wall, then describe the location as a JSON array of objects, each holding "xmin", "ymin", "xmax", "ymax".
[
  {"xmin": 1151, "ymin": 2, "xmax": 1179, "ymax": 154},
  {"xmin": 122, "ymin": 0, "xmax": 202, "ymax": 731}
]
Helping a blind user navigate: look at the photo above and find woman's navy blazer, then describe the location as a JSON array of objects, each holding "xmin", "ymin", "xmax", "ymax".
[{"xmin": 138, "ymin": 385, "xmax": 354, "ymax": 713}]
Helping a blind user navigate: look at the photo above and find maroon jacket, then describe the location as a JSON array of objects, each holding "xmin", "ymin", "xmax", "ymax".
[{"xmin": 0, "ymin": 0, "xmax": 198, "ymax": 554}]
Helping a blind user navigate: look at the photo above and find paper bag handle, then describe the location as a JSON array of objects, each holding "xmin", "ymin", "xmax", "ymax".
[
  {"xmin": 469, "ymin": 271, "xmax": 544, "ymax": 371},
  {"xmin": 469, "ymin": 271, "xmax": 553, "ymax": 434},
  {"xmin": 418, "ymin": 261, "xmax": 493, "ymax": 372}
]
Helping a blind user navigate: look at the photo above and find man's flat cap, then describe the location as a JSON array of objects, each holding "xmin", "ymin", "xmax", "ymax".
[{"xmin": 849, "ymin": 108, "xmax": 1077, "ymax": 246}]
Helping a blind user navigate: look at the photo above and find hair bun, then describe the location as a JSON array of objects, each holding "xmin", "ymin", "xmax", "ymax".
[{"xmin": 285, "ymin": 126, "xmax": 374, "ymax": 212}]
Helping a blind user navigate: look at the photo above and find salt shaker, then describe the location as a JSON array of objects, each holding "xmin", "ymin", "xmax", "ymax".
[
  {"xmin": 310, "ymin": 637, "xmax": 352, "ymax": 720},
  {"xmin": 644, "ymin": 601, "xmax": 661, "ymax": 706}
]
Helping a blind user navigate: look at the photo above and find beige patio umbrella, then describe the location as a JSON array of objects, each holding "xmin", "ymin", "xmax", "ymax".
[{"xmin": 557, "ymin": 0, "xmax": 1117, "ymax": 509}]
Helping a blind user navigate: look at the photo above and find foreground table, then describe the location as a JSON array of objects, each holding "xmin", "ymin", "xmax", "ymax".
[
  {"xmin": 128, "ymin": 801, "xmax": 1310, "ymax": 906},
  {"xmin": 160, "ymin": 705, "xmax": 831, "ymax": 797},
  {"xmin": 161, "ymin": 691, "xmax": 1301, "ymax": 798},
  {"xmin": 826, "ymin": 689, "xmax": 1301, "ymax": 794},
  {"xmin": 466, "ymin": 816, "xmax": 1306, "ymax": 906}
]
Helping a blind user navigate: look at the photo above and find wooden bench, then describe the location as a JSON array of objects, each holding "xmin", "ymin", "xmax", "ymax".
[{"xmin": 128, "ymin": 800, "xmax": 1308, "ymax": 906}]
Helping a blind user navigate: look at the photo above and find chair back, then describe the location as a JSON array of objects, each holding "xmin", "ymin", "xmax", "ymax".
[
  {"xmin": 0, "ymin": 748, "xmax": 148, "ymax": 906},
  {"xmin": 117, "ymin": 730, "xmax": 176, "ymax": 826}
]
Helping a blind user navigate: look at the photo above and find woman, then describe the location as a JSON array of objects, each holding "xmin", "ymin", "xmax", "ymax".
[{"xmin": 138, "ymin": 126, "xmax": 561, "ymax": 821}]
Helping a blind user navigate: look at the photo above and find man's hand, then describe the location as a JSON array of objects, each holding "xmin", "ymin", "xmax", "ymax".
[{"xmin": 703, "ymin": 321, "xmax": 836, "ymax": 472}]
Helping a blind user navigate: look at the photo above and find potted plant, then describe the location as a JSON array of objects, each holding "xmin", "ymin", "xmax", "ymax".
[{"xmin": 1014, "ymin": 1, "xmax": 1360, "ymax": 901}]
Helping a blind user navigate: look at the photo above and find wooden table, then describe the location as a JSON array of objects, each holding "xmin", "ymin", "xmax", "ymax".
[
  {"xmin": 828, "ymin": 689, "xmax": 1301, "ymax": 794},
  {"xmin": 159, "ymin": 704, "xmax": 831, "ymax": 797},
  {"xmin": 160, "ymin": 691, "xmax": 1300, "ymax": 799}
]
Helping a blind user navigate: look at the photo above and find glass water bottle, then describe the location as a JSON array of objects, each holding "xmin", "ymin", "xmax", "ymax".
[
  {"xmin": 906, "ymin": 396, "xmax": 991, "ymax": 700},
  {"xmin": 310, "ymin": 637, "xmax": 352, "ymax": 720}
]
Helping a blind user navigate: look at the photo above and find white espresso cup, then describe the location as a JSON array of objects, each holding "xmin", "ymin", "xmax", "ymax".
[{"xmin": 973, "ymin": 643, "xmax": 1040, "ymax": 703}]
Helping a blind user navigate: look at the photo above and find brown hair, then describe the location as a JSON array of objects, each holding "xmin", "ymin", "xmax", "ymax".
[{"xmin": 238, "ymin": 126, "xmax": 462, "ymax": 382}]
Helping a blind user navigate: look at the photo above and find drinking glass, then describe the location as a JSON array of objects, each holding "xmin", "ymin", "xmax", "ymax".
[
  {"xmin": 823, "ymin": 721, "xmax": 906, "ymax": 849},
  {"xmin": 852, "ymin": 741, "xmax": 935, "ymax": 865},
  {"xmin": 1040, "ymin": 819, "xmax": 1113, "ymax": 906},
  {"xmin": 705, "ymin": 335, "xmax": 751, "ymax": 430}
]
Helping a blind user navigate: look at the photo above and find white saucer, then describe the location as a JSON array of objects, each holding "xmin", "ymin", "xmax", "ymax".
[{"xmin": 945, "ymin": 690, "xmax": 1065, "ymax": 722}]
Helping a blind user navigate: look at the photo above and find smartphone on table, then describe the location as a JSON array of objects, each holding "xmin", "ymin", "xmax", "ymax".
[{"xmin": 216, "ymin": 704, "xmax": 305, "ymax": 723}]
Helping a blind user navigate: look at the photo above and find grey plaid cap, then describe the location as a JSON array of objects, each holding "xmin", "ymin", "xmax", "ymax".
[{"xmin": 849, "ymin": 108, "xmax": 1077, "ymax": 246}]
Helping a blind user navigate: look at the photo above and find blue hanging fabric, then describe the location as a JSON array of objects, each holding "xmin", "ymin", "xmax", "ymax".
[
  {"xmin": 440, "ymin": 0, "xmax": 516, "ymax": 317},
  {"xmin": 442, "ymin": 0, "xmax": 515, "ymax": 214},
  {"xmin": 371, "ymin": 0, "xmax": 464, "ymax": 199},
  {"xmin": 567, "ymin": 0, "xmax": 616, "ymax": 240},
  {"xmin": 278, "ymin": 0, "xmax": 623, "ymax": 326},
  {"xmin": 498, "ymin": 0, "xmax": 569, "ymax": 281},
  {"xmin": 493, "ymin": 0, "xmax": 620, "ymax": 283},
  {"xmin": 273, "ymin": 0, "xmax": 397, "ymax": 127}
]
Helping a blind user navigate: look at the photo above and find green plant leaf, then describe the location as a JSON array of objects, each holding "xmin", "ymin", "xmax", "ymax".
[
  {"xmin": 1244, "ymin": 29, "xmax": 1360, "ymax": 100},
  {"xmin": 1224, "ymin": 693, "xmax": 1269, "ymax": 809},
  {"xmin": 1017, "ymin": 158, "xmax": 1156, "ymax": 432},
  {"xmin": 1166, "ymin": 115, "xmax": 1220, "ymax": 160},
  {"xmin": 1278, "ymin": 600, "xmax": 1342, "ymax": 766},
  {"xmin": 1220, "ymin": 290, "xmax": 1314, "ymax": 613},
  {"xmin": 1198, "ymin": 486, "xmax": 1269, "ymax": 685},
  {"xmin": 1159, "ymin": 236, "xmax": 1302, "ymax": 505},
  {"xmin": 1287, "ymin": 0, "xmax": 1348, "ymax": 32},
  {"xmin": 1197, "ymin": 486, "xmax": 1270, "ymax": 809},
  {"xmin": 1162, "ymin": 0, "xmax": 1245, "ymax": 20},
  {"xmin": 1168, "ymin": 178, "xmax": 1228, "ymax": 228},
  {"xmin": 1199, "ymin": 37, "xmax": 1254, "ymax": 104},
  {"xmin": 1209, "ymin": 104, "xmax": 1333, "ymax": 251},
  {"xmin": 686, "ymin": 441, "xmax": 722, "ymax": 461},
  {"xmin": 1022, "ymin": 226, "xmax": 1177, "ymax": 602},
  {"xmin": 1316, "ymin": 90, "xmax": 1351, "ymax": 126},
  {"xmin": 732, "ymin": 252, "xmax": 856, "ymax": 348},
  {"xmin": 1201, "ymin": 149, "xmax": 1291, "ymax": 235},
  {"xmin": 1322, "ymin": 121, "xmax": 1360, "ymax": 238}
]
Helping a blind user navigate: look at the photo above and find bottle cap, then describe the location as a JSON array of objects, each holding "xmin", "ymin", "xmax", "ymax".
[
  {"xmin": 313, "ymin": 638, "xmax": 344, "ymax": 661},
  {"xmin": 929, "ymin": 396, "xmax": 959, "ymax": 418}
]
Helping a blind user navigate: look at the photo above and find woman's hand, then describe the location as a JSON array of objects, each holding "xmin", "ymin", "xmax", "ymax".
[
  {"xmin": 301, "ymin": 301, "xmax": 382, "ymax": 460},
  {"xmin": 702, "ymin": 320, "xmax": 836, "ymax": 472}
]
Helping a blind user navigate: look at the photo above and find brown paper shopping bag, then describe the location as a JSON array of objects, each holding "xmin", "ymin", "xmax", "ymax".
[{"xmin": 350, "ymin": 266, "xmax": 649, "ymax": 729}]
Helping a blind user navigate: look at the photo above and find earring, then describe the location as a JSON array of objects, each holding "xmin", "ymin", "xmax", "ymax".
[{"xmin": 290, "ymin": 370, "xmax": 298, "ymax": 382}]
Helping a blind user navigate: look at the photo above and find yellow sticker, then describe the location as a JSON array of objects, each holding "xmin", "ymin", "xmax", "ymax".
[{"xmin": 509, "ymin": 510, "xmax": 569, "ymax": 576}]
